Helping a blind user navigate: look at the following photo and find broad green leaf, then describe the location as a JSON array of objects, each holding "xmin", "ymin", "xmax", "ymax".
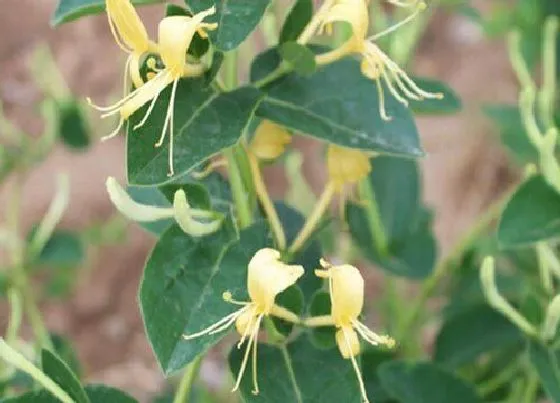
[
  {"xmin": 251, "ymin": 49, "xmax": 422, "ymax": 157},
  {"xmin": 41, "ymin": 350, "xmax": 89, "ymax": 403},
  {"xmin": 140, "ymin": 221, "xmax": 266, "ymax": 375},
  {"xmin": 378, "ymin": 361, "xmax": 482, "ymax": 403},
  {"xmin": 361, "ymin": 349, "xmax": 396, "ymax": 403},
  {"xmin": 127, "ymin": 82, "xmax": 262, "ymax": 185},
  {"xmin": 409, "ymin": 77, "xmax": 462, "ymax": 115},
  {"xmin": 484, "ymin": 105, "xmax": 538, "ymax": 164},
  {"xmin": 36, "ymin": 230, "xmax": 85, "ymax": 268},
  {"xmin": 229, "ymin": 336, "xmax": 361, "ymax": 402},
  {"xmin": 51, "ymin": 0, "xmax": 161, "ymax": 25},
  {"xmin": 189, "ymin": 0, "xmax": 272, "ymax": 51},
  {"xmin": 85, "ymin": 385, "xmax": 137, "ymax": 403},
  {"xmin": 0, "ymin": 385, "xmax": 137, "ymax": 403},
  {"xmin": 57, "ymin": 101, "xmax": 90, "ymax": 151},
  {"xmin": 528, "ymin": 340, "xmax": 560, "ymax": 402},
  {"xmin": 347, "ymin": 157, "xmax": 436, "ymax": 279},
  {"xmin": 279, "ymin": 42, "xmax": 317, "ymax": 76},
  {"xmin": 498, "ymin": 175, "xmax": 560, "ymax": 247},
  {"xmin": 51, "ymin": 334, "xmax": 82, "ymax": 379},
  {"xmin": 279, "ymin": 0, "xmax": 313, "ymax": 43},
  {"xmin": 434, "ymin": 304, "xmax": 523, "ymax": 368}
]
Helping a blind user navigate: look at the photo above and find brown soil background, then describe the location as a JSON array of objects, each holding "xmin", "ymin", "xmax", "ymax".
[{"xmin": 0, "ymin": 1, "xmax": 519, "ymax": 401}]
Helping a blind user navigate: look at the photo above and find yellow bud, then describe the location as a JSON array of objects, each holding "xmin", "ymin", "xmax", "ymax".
[
  {"xmin": 247, "ymin": 248, "xmax": 304, "ymax": 314},
  {"xmin": 327, "ymin": 145, "xmax": 371, "ymax": 189},
  {"xmin": 250, "ymin": 121, "xmax": 292, "ymax": 160},
  {"xmin": 336, "ymin": 327, "xmax": 361, "ymax": 359}
]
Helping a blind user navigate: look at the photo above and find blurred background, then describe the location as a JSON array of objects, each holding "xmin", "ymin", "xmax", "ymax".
[{"xmin": 0, "ymin": 0, "xmax": 526, "ymax": 400}]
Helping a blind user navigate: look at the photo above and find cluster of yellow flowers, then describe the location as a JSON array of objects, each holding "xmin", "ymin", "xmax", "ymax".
[
  {"xmin": 89, "ymin": 1, "xmax": 217, "ymax": 176},
  {"xmin": 89, "ymin": 0, "xmax": 439, "ymax": 178},
  {"xmin": 183, "ymin": 248, "xmax": 394, "ymax": 403}
]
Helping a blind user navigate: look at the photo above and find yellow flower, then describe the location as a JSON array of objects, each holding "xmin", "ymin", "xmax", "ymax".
[
  {"xmin": 105, "ymin": 0, "xmax": 156, "ymax": 88},
  {"xmin": 89, "ymin": 6, "xmax": 217, "ymax": 177},
  {"xmin": 307, "ymin": 0, "xmax": 442, "ymax": 120},
  {"xmin": 250, "ymin": 120, "xmax": 292, "ymax": 161},
  {"xmin": 326, "ymin": 144, "xmax": 372, "ymax": 190},
  {"xmin": 105, "ymin": 176, "xmax": 223, "ymax": 236},
  {"xmin": 183, "ymin": 248, "xmax": 304, "ymax": 395},
  {"xmin": 310, "ymin": 259, "xmax": 394, "ymax": 403}
]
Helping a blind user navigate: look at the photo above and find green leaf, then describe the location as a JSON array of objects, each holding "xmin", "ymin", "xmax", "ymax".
[
  {"xmin": 498, "ymin": 175, "xmax": 560, "ymax": 247},
  {"xmin": 279, "ymin": 0, "xmax": 313, "ymax": 43},
  {"xmin": 307, "ymin": 291, "xmax": 336, "ymax": 350},
  {"xmin": 347, "ymin": 157, "xmax": 437, "ymax": 279},
  {"xmin": 57, "ymin": 101, "xmax": 90, "ymax": 151},
  {"xmin": 140, "ymin": 221, "xmax": 267, "ymax": 375},
  {"xmin": 434, "ymin": 304, "xmax": 523, "ymax": 368},
  {"xmin": 271, "ymin": 285, "xmax": 304, "ymax": 337},
  {"xmin": 279, "ymin": 42, "xmax": 317, "ymax": 76},
  {"xmin": 251, "ymin": 49, "xmax": 422, "ymax": 157},
  {"xmin": 189, "ymin": 0, "xmax": 272, "ymax": 52},
  {"xmin": 0, "ymin": 385, "xmax": 137, "ymax": 403},
  {"xmin": 228, "ymin": 336, "xmax": 361, "ymax": 402},
  {"xmin": 378, "ymin": 361, "xmax": 482, "ymax": 403},
  {"xmin": 41, "ymin": 350, "xmax": 89, "ymax": 403},
  {"xmin": 409, "ymin": 77, "xmax": 462, "ymax": 115},
  {"xmin": 484, "ymin": 104, "xmax": 538, "ymax": 164},
  {"xmin": 51, "ymin": 334, "xmax": 82, "ymax": 379},
  {"xmin": 36, "ymin": 230, "xmax": 85, "ymax": 268},
  {"xmin": 361, "ymin": 349, "xmax": 396, "ymax": 403},
  {"xmin": 528, "ymin": 340, "xmax": 560, "ymax": 402},
  {"xmin": 127, "ymin": 82, "xmax": 262, "ymax": 185},
  {"xmin": 51, "ymin": 0, "xmax": 160, "ymax": 25}
]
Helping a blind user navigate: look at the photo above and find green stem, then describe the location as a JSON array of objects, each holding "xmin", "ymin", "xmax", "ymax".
[
  {"xmin": 173, "ymin": 357, "xmax": 203, "ymax": 403},
  {"xmin": 222, "ymin": 51, "xmax": 254, "ymax": 229},
  {"xmin": 6, "ymin": 289, "xmax": 23, "ymax": 345},
  {"xmin": 253, "ymin": 63, "xmax": 291, "ymax": 88},
  {"xmin": 358, "ymin": 177, "xmax": 389, "ymax": 257},
  {"xmin": 477, "ymin": 358, "xmax": 520, "ymax": 397},
  {"xmin": 226, "ymin": 149, "xmax": 253, "ymax": 229},
  {"xmin": 0, "ymin": 338, "xmax": 74, "ymax": 403},
  {"xmin": 397, "ymin": 190, "xmax": 509, "ymax": 342},
  {"xmin": 521, "ymin": 371, "xmax": 539, "ymax": 403}
]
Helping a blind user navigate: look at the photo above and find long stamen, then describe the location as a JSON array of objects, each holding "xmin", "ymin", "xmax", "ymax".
[
  {"xmin": 380, "ymin": 67, "xmax": 411, "ymax": 106},
  {"xmin": 388, "ymin": 68, "xmax": 423, "ymax": 101},
  {"xmin": 375, "ymin": 78, "xmax": 390, "ymax": 121},
  {"xmin": 368, "ymin": 2, "xmax": 426, "ymax": 41},
  {"xmin": 167, "ymin": 79, "xmax": 179, "ymax": 177},
  {"xmin": 380, "ymin": 53, "xmax": 442, "ymax": 99},
  {"xmin": 183, "ymin": 308, "xmax": 245, "ymax": 340},
  {"xmin": 101, "ymin": 118, "xmax": 124, "ymax": 142},
  {"xmin": 223, "ymin": 292, "xmax": 251, "ymax": 306},
  {"xmin": 251, "ymin": 314, "xmax": 263, "ymax": 395},
  {"xmin": 237, "ymin": 308, "xmax": 256, "ymax": 348},
  {"xmin": 133, "ymin": 88, "xmax": 163, "ymax": 130},
  {"xmin": 342, "ymin": 328, "xmax": 370, "ymax": 403},
  {"xmin": 232, "ymin": 316, "xmax": 261, "ymax": 392},
  {"xmin": 352, "ymin": 320, "xmax": 395, "ymax": 347},
  {"xmin": 122, "ymin": 55, "xmax": 132, "ymax": 97}
]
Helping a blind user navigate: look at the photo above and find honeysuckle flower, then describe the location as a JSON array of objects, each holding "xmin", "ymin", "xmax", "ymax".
[
  {"xmin": 305, "ymin": 0, "xmax": 442, "ymax": 120},
  {"xmin": 250, "ymin": 120, "xmax": 292, "ymax": 161},
  {"xmin": 105, "ymin": 0, "xmax": 157, "ymax": 88},
  {"xmin": 89, "ymin": 7, "xmax": 217, "ymax": 177},
  {"xmin": 307, "ymin": 259, "xmax": 394, "ymax": 403},
  {"xmin": 105, "ymin": 176, "xmax": 223, "ymax": 236},
  {"xmin": 183, "ymin": 248, "xmax": 304, "ymax": 394}
]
